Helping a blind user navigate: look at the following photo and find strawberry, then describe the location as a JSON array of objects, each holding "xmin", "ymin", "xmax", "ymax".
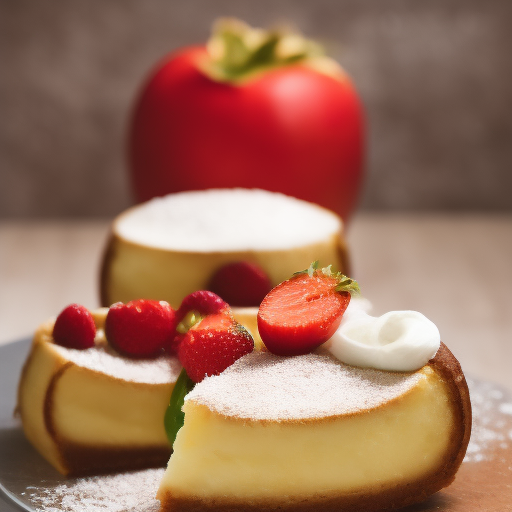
[
  {"xmin": 257, "ymin": 262, "xmax": 360, "ymax": 356},
  {"xmin": 53, "ymin": 304, "xmax": 96, "ymax": 350},
  {"xmin": 208, "ymin": 261, "xmax": 272, "ymax": 307},
  {"xmin": 169, "ymin": 290, "xmax": 230, "ymax": 354},
  {"xmin": 177, "ymin": 290, "xmax": 229, "ymax": 320},
  {"xmin": 177, "ymin": 312, "xmax": 254, "ymax": 383},
  {"xmin": 105, "ymin": 299, "xmax": 177, "ymax": 358}
]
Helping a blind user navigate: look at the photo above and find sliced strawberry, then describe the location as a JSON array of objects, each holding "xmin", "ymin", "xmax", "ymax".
[
  {"xmin": 177, "ymin": 313, "xmax": 254, "ymax": 383},
  {"xmin": 53, "ymin": 304, "xmax": 96, "ymax": 350},
  {"xmin": 208, "ymin": 261, "xmax": 272, "ymax": 307},
  {"xmin": 257, "ymin": 262, "xmax": 359, "ymax": 356},
  {"xmin": 105, "ymin": 299, "xmax": 177, "ymax": 358}
]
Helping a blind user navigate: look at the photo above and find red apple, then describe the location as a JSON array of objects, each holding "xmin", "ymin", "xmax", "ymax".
[{"xmin": 129, "ymin": 19, "xmax": 364, "ymax": 222}]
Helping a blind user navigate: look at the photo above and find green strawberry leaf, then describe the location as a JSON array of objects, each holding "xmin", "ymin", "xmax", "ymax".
[
  {"xmin": 293, "ymin": 261, "xmax": 360, "ymax": 296},
  {"xmin": 293, "ymin": 260, "xmax": 319, "ymax": 277},
  {"xmin": 176, "ymin": 310, "xmax": 202, "ymax": 334},
  {"xmin": 321, "ymin": 264, "xmax": 333, "ymax": 277},
  {"xmin": 164, "ymin": 368, "xmax": 195, "ymax": 445},
  {"xmin": 335, "ymin": 275, "xmax": 361, "ymax": 296}
]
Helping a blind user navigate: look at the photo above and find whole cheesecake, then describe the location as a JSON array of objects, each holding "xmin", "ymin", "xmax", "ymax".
[
  {"xmin": 157, "ymin": 344, "xmax": 471, "ymax": 511},
  {"xmin": 17, "ymin": 309, "xmax": 181, "ymax": 476},
  {"xmin": 100, "ymin": 189, "xmax": 350, "ymax": 309}
]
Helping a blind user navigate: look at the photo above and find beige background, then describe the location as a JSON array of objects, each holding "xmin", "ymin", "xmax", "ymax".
[{"xmin": 1, "ymin": 0, "xmax": 512, "ymax": 218}]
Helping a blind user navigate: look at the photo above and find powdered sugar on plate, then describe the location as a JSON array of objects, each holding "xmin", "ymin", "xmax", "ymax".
[
  {"xmin": 27, "ymin": 469, "xmax": 163, "ymax": 512},
  {"xmin": 464, "ymin": 377, "xmax": 512, "ymax": 462}
]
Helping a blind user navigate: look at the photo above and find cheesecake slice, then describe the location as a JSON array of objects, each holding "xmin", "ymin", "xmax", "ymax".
[
  {"xmin": 17, "ymin": 309, "xmax": 181, "ymax": 476},
  {"xmin": 100, "ymin": 189, "xmax": 350, "ymax": 308},
  {"xmin": 158, "ymin": 344, "xmax": 471, "ymax": 511}
]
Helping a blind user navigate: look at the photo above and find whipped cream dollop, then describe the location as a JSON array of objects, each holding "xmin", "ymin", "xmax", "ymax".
[{"xmin": 327, "ymin": 308, "xmax": 441, "ymax": 372}]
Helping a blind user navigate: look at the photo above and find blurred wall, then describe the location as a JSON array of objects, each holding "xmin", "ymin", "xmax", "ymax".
[{"xmin": 1, "ymin": 0, "xmax": 511, "ymax": 218}]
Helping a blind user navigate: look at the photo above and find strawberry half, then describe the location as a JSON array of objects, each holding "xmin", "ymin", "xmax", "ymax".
[
  {"xmin": 53, "ymin": 304, "xmax": 96, "ymax": 350},
  {"xmin": 208, "ymin": 261, "xmax": 272, "ymax": 307},
  {"xmin": 177, "ymin": 313, "xmax": 254, "ymax": 383},
  {"xmin": 105, "ymin": 299, "xmax": 177, "ymax": 358},
  {"xmin": 257, "ymin": 262, "xmax": 360, "ymax": 356}
]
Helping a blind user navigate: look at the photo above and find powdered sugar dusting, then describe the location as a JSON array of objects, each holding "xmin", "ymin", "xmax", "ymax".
[
  {"xmin": 186, "ymin": 352, "xmax": 423, "ymax": 421},
  {"xmin": 50, "ymin": 342, "xmax": 181, "ymax": 385},
  {"xmin": 116, "ymin": 189, "xmax": 341, "ymax": 251},
  {"xmin": 27, "ymin": 468, "xmax": 163, "ymax": 512},
  {"xmin": 464, "ymin": 378, "xmax": 512, "ymax": 462}
]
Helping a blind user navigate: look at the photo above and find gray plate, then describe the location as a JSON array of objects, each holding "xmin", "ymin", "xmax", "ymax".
[{"xmin": 0, "ymin": 338, "xmax": 34, "ymax": 512}]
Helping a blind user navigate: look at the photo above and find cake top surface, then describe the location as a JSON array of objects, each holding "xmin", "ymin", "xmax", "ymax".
[
  {"xmin": 116, "ymin": 189, "xmax": 341, "ymax": 252},
  {"xmin": 186, "ymin": 351, "xmax": 424, "ymax": 421},
  {"xmin": 50, "ymin": 342, "xmax": 181, "ymax": 384}
]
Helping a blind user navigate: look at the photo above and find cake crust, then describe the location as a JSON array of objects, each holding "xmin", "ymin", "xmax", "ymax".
[
  {"xmin": 159, "ymin": 343, "xmax": 471, "ymax": 512},
  {"xmin": 53, "ymin": 442, "xmax": 171, "ymax": 477}
]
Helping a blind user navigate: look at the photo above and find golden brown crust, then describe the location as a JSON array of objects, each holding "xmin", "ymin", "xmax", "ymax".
[
  {"xmin": 159, "ymin": 343, "xmax": 471, "ymax": 512},
  {"xmin": 15, "ymin": 342, "xmax": 35, "ymax": 419},
  {"xmin": 336, "ymin": 233, "xmax": 351, "ymax": 276},
  {"xmin": 159, "ymin": 483, "xmax": 439, "ymax": 512},
  {"xmin": 426, "ymin": 342, "xmax": 472, "ymax": 487},
  {"xmin": 99, "ymin": 230, "xmax": 116, "ymax": 307},
  {"xmin": 59, "ymin": 444, "xmax": 171, "ymax": 477},
  {"xmin": 44, "ymin": 362, "xmax": 73, "ymax": 440}
]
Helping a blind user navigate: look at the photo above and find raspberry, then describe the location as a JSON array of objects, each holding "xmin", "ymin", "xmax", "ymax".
[
  {"xmin": 52, "ymin": 304, "xmax": 96, "ymax": 350},
  {"xmin": 105, "ymin": 299, "xmax": 177, "ymax": 358},
  {"xmin": 208, "ymin": 261, "xmax": 272, "ymax": 307}
]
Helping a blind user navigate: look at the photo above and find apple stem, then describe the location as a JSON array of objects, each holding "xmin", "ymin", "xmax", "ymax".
[{"xmin": 201, "ymin": 18, "xmax": 324, "ymax": 83}]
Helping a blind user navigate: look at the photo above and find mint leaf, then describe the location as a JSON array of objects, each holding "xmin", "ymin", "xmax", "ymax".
[{"xmin": 164, "ymin": 368, "xmax": 195, "ymax": 445}]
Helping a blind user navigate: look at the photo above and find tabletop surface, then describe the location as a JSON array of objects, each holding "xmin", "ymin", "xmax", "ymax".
[{"xmin": 1, "ymin": 213, "xmax": 511, "ymax": 392}]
